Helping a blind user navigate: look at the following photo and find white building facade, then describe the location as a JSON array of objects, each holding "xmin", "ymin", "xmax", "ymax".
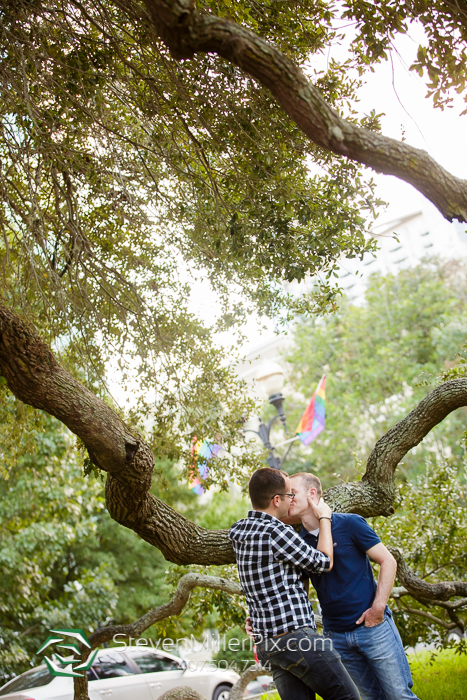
[{"xmin": 235, "ymin": 208, "xmax": 467, "ymax": 385}]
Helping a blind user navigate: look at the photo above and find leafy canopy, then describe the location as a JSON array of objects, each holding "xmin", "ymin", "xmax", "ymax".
[
  {"xmin": 344, "ymin": 0, "xmax": 467, "ymax": 113},
  {"xmin": 4, "ymin": 0, "xmax": 467, "ymax": 471},
  {"xmin": 0, "ymin": 0, "xmax": 385, "ymax": 474}
]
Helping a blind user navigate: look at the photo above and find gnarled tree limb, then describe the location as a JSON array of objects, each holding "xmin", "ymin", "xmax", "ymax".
[
  {"xmin": 364, "ymin": 380, "xmax": 467, "ymax": 485},
  {"xmin": 230, "ymin": 665, "xmax": 268, "ymax": 700},
  {"xmin": 398, "ymin": 606, "xmax": 457, "ymax": 631},
  {"xmin": 88, "ymin": 573, "xmax": 242, "ymax": 647},
  {"xmin": 139, "ymin": 0, "xmax": 467, "ymax": 222},
  {"xmin": 325, "ymin": 377, "xmax": 467, "ymax": 516},
  {"xmin": 2, "ymin": 305, "xmax": 467, "ymax": 567},
  {"xmin": 72, "ymin": 573, "xmax": 243, "ymax": 700},
  {"xmin": 0, "ymin": 306, "xmax": 232, "ymax": 565},
  {"xmin": 389, "ymin": 547, "xmax": 467, "ymax": 601}
]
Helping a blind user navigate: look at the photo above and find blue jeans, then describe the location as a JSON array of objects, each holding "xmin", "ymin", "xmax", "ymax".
[
  {"xmin": 255, "ymin": 626, "xmax": 360, "ymax": 700},
  {"xmin": 325, "ymin": 610, "xmax": 419, "ymax": 700}
]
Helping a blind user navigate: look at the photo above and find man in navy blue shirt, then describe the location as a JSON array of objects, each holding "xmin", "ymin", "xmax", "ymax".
[{"xmin": 288, "ymin": 472, "xmax": 419, "ymax": 700}]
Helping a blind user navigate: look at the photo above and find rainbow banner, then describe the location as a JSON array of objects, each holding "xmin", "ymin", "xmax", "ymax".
[
  {"xmin": 189, "ymin": 439, "xmax": 222, "ymax": 494},
  {"xmin": 295, "ymin": 375, "xmax": 326, "ymax": 445}
]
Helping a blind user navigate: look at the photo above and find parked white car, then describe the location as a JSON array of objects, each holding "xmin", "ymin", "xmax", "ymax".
[{"xmin": 0, "ymin": 648, "xmax": 239, "ymax": 700}]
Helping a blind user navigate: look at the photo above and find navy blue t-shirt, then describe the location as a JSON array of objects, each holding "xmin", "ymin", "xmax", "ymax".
[{"xmin": 300, "ymin": 512, "xmax": 381, "ymax": 632}]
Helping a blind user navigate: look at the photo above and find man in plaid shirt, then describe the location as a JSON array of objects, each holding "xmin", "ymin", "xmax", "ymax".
[{"xmin": 229, "ymin": 468, "xmax": 359, "ymax": 700}]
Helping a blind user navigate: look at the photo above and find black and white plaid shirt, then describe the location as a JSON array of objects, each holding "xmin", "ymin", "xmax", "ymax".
[{"xmin": 229, "ymin": 510, "xmax": 330, "ymax": 639}]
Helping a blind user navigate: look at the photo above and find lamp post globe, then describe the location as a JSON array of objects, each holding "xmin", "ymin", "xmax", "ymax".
[
  {"xmin": 255, "ymin": 361, "xmax": 285, "ymax": 398},
  {"xmin": 247, "ymin": 361, "xmax": 288, "ymax": 470}
]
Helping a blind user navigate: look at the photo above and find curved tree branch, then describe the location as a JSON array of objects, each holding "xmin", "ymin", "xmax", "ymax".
[
  {"xmin": 364, "ymin": 379, "xmax": 467, "ymax": 485},
  {"xmin": 230, "ymin": 665, "xmax": 268, "ymax": 700},
  {"xmin": 388, "ymin": 550, "xmax": 467, "ymax": 634},
  {"xmin": 325, "ymin": 378, "xmax": 467, "ymax": 517},
  {"xmin": 389, "ymin": 547, "xmax": 467, "ymax": 601},
  {"xmin": 138, "ymin": 0, "xmax": 467, "ymax": 222},
  {"xmin": 399, "ymin": 606, "xmax": 457, "ymax": 631},
  {"xmin": 0, "ymin": 306, "xmax": 233, "ymax": 565},
  {"xmin": 0, "ymin": 307, "xmax": 138, "ymax": 474},
  {"xmin": 72, "ymin": 573, "xmax": 242, "ymax": 700},
  {"xmin": 88, "ymin": 573, "xmax": 242, "ymax": 647}
]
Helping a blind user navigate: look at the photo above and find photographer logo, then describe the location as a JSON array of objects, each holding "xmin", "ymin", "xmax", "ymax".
[{"xmin": 36, "ymin": 628, "xmax": 98, "ymax": 678}]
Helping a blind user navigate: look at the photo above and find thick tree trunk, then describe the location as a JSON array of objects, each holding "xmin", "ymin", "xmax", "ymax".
[
  {"xmin": 137, "ymin": 0, "xmax": 467, "ymax": 223},
  {"xmin": 73, "ymin": 649, "xmax": 91, "ymax": 700},
  {"xmin": 2, "ymin": 305, "xmax": 467, "ymax": 565}
]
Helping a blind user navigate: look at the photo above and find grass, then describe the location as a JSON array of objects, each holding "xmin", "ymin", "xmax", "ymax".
[
  {"xmin": 258, "ymin": 647, "xmax": 467, "ymax": 700},
  {"xmin": 410, "ymin": 648, "xmax": 467, "ymax": 699}
]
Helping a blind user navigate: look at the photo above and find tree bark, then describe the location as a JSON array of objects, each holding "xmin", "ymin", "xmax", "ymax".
[
  {"xmin": 0, "ymin": 306, "xmax": 231, "ymax": 564},
  {"xmin": 73, "ymin": 649, "xmax": 91, "ymax": 700},
  {"xmin": 158, "ymin": 689, "xmax": 205, "ymax": 700},
  {"xmin": 325, "ymin": 377, "xmax": 467, "ymax": 517},
  {"xmin": 137, "ymin": 0, "xmax": 467, "ymax": 223}
]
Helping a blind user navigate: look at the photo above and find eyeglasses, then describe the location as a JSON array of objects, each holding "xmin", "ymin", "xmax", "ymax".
[{"xmin": 271, "ymin": 492, "xmax": 295, "ymax": 500}]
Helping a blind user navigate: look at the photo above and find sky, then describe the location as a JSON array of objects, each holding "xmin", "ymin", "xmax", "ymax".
[{"xmin": 350, "ymin": 26, "xmax": 467, "ymax": 219}]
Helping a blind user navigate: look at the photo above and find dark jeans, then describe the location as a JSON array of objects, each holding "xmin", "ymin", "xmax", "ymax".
[{"xmin": 255, "ymin": 626, "xmax": 360, "ymax": 700}]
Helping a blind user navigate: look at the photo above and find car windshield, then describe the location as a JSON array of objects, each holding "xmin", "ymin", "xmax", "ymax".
[
  {"xmin": 130, "ymin": 652, "xmax": 182, "ymax": 673},
  {"xmin": 0, "ymin": 666, "xmax": 54, "ymax": 696},
  {"xmin": 91, "ymin": 652, "xmax": 135, "ymax": 680}
]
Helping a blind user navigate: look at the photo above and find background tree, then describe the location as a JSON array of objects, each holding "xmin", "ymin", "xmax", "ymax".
[
  {"xmin": 283, "ymin": 260, "xmax": 467, "ymax": 483},
  {"xmin": 0, "ymin": 416, "xmax": 115, "ymax": 681},
  {"xmin": 0, "ymin": 395, "xmax": 249, "ymax": 684}
]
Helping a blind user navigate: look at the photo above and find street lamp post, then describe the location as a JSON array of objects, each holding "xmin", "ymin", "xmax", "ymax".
[{"xmin": 244, "ymin": 361, "xmax": 289, "ymax": 470}]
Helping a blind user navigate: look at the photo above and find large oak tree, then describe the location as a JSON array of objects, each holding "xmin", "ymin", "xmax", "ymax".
[{"xmin": 2, "ymin": 2, "xmax": 467, "ymax": 688}]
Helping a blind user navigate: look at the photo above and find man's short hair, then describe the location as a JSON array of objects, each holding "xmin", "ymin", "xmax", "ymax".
[
  {"xmin": 290, "ymin": 472, "xmax": 322, "ymax": 498},
  {"xmin": 249, "ymin": 468, "xmax": 289, "ymax": 509}
]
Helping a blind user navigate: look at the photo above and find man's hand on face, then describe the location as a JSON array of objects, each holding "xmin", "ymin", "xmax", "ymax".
[
  {"xmin": 245, "ymin": 616, "xmax": 254, "ymax": 639},
  {"xmin": 356, "ymin": 605, "xmax": 385, "ymax": 627},
  {"xmin": 307, "ymin": 496, "xmax": 333, "ymax": 520}
]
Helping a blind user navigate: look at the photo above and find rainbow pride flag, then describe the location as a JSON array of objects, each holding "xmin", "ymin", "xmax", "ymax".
[
  {"xmin": 189, "ymin": 439, "xmax": 222, "ymax": 494},
  {"xmin": 295, "ymin": 375, "xmax": 326, "ymax": 445}
]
